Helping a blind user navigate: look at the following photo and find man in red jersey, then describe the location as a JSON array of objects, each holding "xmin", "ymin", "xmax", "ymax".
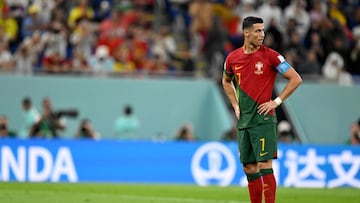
[{"xmin": 222, "ymin": 16, "xmax": 302, "ymax": 203}]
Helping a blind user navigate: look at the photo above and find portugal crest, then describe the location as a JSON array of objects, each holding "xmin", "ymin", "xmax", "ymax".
[{"xmin": 254, "ymin": 61, "xmax": 264, "ymax": 75}]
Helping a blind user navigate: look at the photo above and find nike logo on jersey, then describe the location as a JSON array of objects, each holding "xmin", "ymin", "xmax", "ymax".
[
  {"xmin": 235, "ymin": 65, "xmax": 243, "ymax": 70},
  {"xmin": 260, "ymin": 152, "xmax": 268, "ymax": 157}
]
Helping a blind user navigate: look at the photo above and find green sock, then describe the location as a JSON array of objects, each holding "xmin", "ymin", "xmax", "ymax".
[
  {"xmin": 260, "ymin": 168, "xmax": 273, "ymax": 176},
  {"xmin": 246, "ymin": 172, "xmax": 262, "ymax": 181}
]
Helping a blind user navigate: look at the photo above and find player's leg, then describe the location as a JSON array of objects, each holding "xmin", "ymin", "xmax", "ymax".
[
  {"xmin": 238, "ymin": 129, "xmax": 262, "ymax": 203},
  {"xmin": 259, "ymin": 160, "xmax": 276, "ymax": 203},
  {"xmin": 249, "ymin": 123, "xmax": 278, "ymax": 203}
]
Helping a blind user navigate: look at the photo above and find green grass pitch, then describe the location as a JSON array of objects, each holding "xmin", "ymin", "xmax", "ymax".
[{"xmin": 0, "ymin": 183, "xmax": 359, "ymax": 203}]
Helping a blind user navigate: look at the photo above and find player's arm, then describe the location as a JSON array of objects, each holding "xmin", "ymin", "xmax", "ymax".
[
  {"xmin": 276, "ymin": 67, "xmax": 302, "ymax": 103},
  {"xmin": 222, "ymin": 72, "xmax": 240, "ymax": 119},
  {"xmin": 258, "ymin": 63, "xmax": 302, "ymax": 115}
]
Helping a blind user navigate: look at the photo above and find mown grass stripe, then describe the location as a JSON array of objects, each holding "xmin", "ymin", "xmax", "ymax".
[{"xmin": 117, "ymin": 194, "xmax": 247, "ymax": 203}]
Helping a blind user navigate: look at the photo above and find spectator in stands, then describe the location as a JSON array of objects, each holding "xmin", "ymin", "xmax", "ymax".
[
  {"xmin": 114, "ymin": 105, "xmax": 140, "ymax": 139},
  {"xmin": 18, "ymin": 97, "xmax": 40, "ymax": 139},
  {"xmin": 304, "ymin": 1, "xmax": 327, "ymax": 64},
  {"xmin": 319, "ymin": 17, "xmax": 347, "ymax": 58},
  {"xmin": 70, "ymin": 17, "xmax": 96, "ymax": 59},
  {"xmin": 349, "ymin": 118, "xmax": 360, "ymax": 145},
  {"xmin": 263, "ymin": 31, "xmax": 277, "ymax": 52},
  {"xmin": 212, "ymin": 0, "xmax": 241, "ymax": 41},
  {"xmin": 277, "ymin": 120, "xmax": 295, "ymax": 144},
  {"xmin": 20, "ymin": 30, "xmax": 44, "ymax": 70},
  {"xmin": 92, "ymin": 0, "xmax": 112, "ymax": 23},
  {"xmin": 165, "ymin": 0, "xmax": 191, "ymax": 41},
  {"xmin": 117, "ymin": 1, "xmax": 138, "ymax": 33},
  {"xmin": 322, "ymin": 37, "xmax": 353, "ymax": 85},
  {"xmin": 322, "ymin": 51, "xmax": 344, "ymax": 80},
  {"xmin": 308, "ymin": 0, "xmax": 327, "ymax": 25},
  {"xmin": 257, "ymin": 0, "xmax": 282, "ymax": 31},
  {"xmin": 188, "ymin": 0, "xmax": 214, "ymax": 50},
  {"xmin": 203, "ymin": 15, "xmax": 229, "ymax": 79},
  {"xmin": 112, "ymin": 44, "xmax": 136, "ymax": 74},
  {"xmin": 151, "ymin": 25, "xmax": 177, "ymax": 67},
  {"xmin": 126, "ymin": 25, "xmax": 151, "ymax": 71},
  {"xmin": 88, "ymin": 45, "xmax": 114, "ymax": 76},
  {"xmin": 349, "ymin": 27, "xmax": 360, "ymax": 75},
  {"xmin": 42, "ymin": 51, "xmax": 68, "ymax": 73},
  {"xmin": 235, "ymin": 0, "xmax": 258, "ymax": 27},
  {"xmin": 32, "ymin": 0, "xmax": 55, "ymax": 25},
  {"xmin": 96, "ymin": 28, "xmax": 124, "ymax": 59},
  {"xmin": 328, "ymin": 0, "xmax": 347, "ymax": 28},
  {"xmin": 264, "ymin": 18, "xmax": 284, "ymax": 53},
  {"xmin": 146, "ymin": 53, "xmax": 170, "ymax": 75},
  {"xmin": 299, "ymin": 49, "xmax": 321, "ymax": 75},
  {"xmin": 98, "ymin": 9, "xmax": 125, "ymax": 41},
  {"xmin": 0, "ymin": 115, "xmax": 8, "ymax": 138},
  {"xmin": 283, "ymin": 18, "xmax": 298, "ymax": 47},
  {"xmin": 67, "ymin": 49, "xmax": 90, "ymax": 73},
  {"xmin": 13, "ymin": 41, "xmax": 35, "ymax": 75},
  {"xmin": 0, "ymin": 6, "xmax": 19, "ymax": 45},
  {"xmin": 284, "ymin": 31, "xmax": 306, "ymax": 70},
  {"xmin": 42, "ymin": 8, "xmax": 68, "ymax": 59},
  {"xmin": 352, "ymin": 6, "xmax": 360, "ymax": 30},
  {"xmin": 304, "ymin": 31, "xmax": 326, "ymax": 65},
  {"xmin": 221, "ymin": 123, "xmax": 237, "ymax": 141},
  {"xmin": 75, "ymin": 118, "xmax": 100, "ymax": 139},
  {"xmin": 283, "ymin": 0, "xmax": 310, "ymax": 40},
  {"xmin": 305, "ymin": 0, "xmax": 327, "ymax": 36},
  {"xmin": 0, "ymin": 26, "xmax": 8, "ymax": 46},
  {"xmin": 5, "ymin": 0, "xmax": 30, "ymax": 17},
  {"xmin": 169, "ymin": 44, "xmax": 196, "ymax": 76},
  {"xmin": 0, "ymin": 41, "xmax": 14, "ymax": 71},
  {"xmin": 53, "ymin": 0, "xmax": 73, "ymax": 19},
  {"xmin": 67, "ymin": 0, "xmax": 94, "ymax": 29},
  {"xmin": 0, "ymin": 115, "xmax": 16, "ymax": 138},
  {"xmin": 175, "ymin": 122, "xmax": 195, "ymax": 141},
  {"xmin": 96, "ymin": 2, "xmax": 138, "ymax": 57},
  {"xmin": 21, "ymin": 4, "xmax": 45, "ymax": 38}
]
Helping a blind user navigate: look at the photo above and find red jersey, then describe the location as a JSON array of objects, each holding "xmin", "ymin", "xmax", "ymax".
[{"xmin": 224, "ymin": 45, "xmax": 289, "ymax": 129}]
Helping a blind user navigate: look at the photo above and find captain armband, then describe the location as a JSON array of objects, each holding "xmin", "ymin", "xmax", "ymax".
[{"xmin": 275, "ymin": 61, "xmax": 291, "ymax": 74}]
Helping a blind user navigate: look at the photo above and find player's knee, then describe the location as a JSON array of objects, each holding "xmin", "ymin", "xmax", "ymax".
[{"xmin": 243, "ymin": 162, "xmax": 259, "ymax": 174}]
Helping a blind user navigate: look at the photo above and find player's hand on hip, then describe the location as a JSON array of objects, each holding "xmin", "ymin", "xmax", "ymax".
[{"xmin": 257, "ymin": 101, "xmax": 278, "ymax": 115}]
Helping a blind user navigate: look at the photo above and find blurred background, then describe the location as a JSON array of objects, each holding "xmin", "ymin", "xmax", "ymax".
[
  {"xmin": 0, "ymin": 0, "xmax": 359, "ymax": 187},
  {"xmin": 0, "ymin": 0, "xmax": 359, "ymax": 144}
]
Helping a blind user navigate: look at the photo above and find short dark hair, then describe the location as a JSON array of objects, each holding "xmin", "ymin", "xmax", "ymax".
[
  {"xmin": 124, "ymin": 105, "xmax": 132, "ymax": 115},
  {"xmin": 242, "ymin": 16, "xmax": 264, "ymax": 31},
  {"xmin": 22, "ymin": 97, "xmax": 31, "ymax": 105}
]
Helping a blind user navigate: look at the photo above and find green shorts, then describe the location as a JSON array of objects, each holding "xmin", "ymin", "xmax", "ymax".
[{"xmin": 238, "ymin": 123, "xmax": 278, "ymax": 165}]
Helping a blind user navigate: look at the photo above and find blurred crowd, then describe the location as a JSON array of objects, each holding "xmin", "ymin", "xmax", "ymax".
[
  {"xmin": 0, "ymin": 0, "xmax": 359, "ymax": 83},
  {"xmin": 1, "ymin": 0, "xmax": 360, "ymax": 143}
]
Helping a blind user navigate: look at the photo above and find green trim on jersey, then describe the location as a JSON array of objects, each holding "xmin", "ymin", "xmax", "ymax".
[
  {"xmin": 237, "ymin": 87, "xmax": 277, "ymax": 129},
  {"xmin": 224, "ymin": 69, "xmax": 234, "ymax": 78}
]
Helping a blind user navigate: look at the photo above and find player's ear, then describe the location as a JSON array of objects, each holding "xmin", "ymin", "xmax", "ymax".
[{"xmin": 244, "ymin": 30, "xmax": 249, "ymax": 37}]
